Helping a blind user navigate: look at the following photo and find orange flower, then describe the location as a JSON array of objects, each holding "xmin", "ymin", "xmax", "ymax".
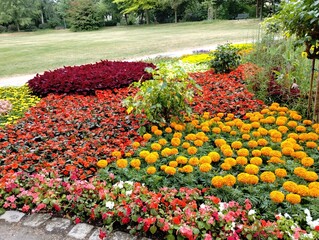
[
  {"xmin": 154, "ymin": 130, "xmax": 163, "ymax": 136},
  {"xmin": 143, "ymin": 133, "xmax": 152, "ymax": 141},
  {"xmin": 211, "ymin": 176, "xmax": 224, "ymax": 188},
  {"xmin": 283, "ymin": 181, "xmax": 298, "ymax": 193},
  {"xmin": 97, "ymin": 160, "xmax": 108, "ymax": 168},
  {"xmin": 169, "ymin": 161, "xmax": 178, "ymax": 168},
  {"xmin": 116, "ymin": 159, "xmax": 128, "ymax": 168},
  {"xmin": 208, "ymin": 152, "xmax": 220, "ymax": 162},
  {"xmin": 236, "ymin": 156, "xmax": 248, "ymax": 165},
  {"xmin": 188, "ymin": 157, "xmax": 199, "ymax": 166},
  {"xmin": 187, "ymin": 146, "xmax": 198, "ymax": 155},
  {"xmin": 199, "ymin": 156, "xmax": 212, "ymax": 164},
  {"xmin": 176, "ymin": 156, "xmax": 188, "ymax": 164},
  {"xmin": 194, "ymin": 139, "xmax": 204, "ymax": 147},
  {"xmin": 146, "ymin": 166, "xmax": 156, "ymax": 174},
  {"xmin": 301, "ymin": 157, "xmax": 314, "ymax": 167},
  {"xmin": 275, "ymin": 168, "xmax": 287, "ymax": 178},
  {"xmin": 199, "ymin": 163, "xmax": 212, "ymax": 173},
  {"xmin": 221, "ymin": 162, "xmax": 232, "ymax": 170},
  {"xmin": 224, "ymin": 158, "xmax": 236, "ymax": 167},
  {"xmin": 130, "ymin": 159, "xmax": 141, "ymax": 168},
  {"xmin": 286, "ymin": 193, "xmax": 301, "ymax": 204},
  {"xmin": 245, "ymin": 164, "xmax": 259, "ymax": 175},
  {"xmin": 151, "ymin": 143, "xmax": 162, "ymax": 151},
  {"xmin": 182, "ymin": 142, "xmax": 191, "ymax": 149},
  {"xmin": 171, "ymin": 137, "xmax": 181, "ymax": 147},
  {"xmin": 237, "ymin": 148, "xmax": 249, "ymax": 157},
  {"xmin": 223, "ymin": 174, "xmax": 236, "ymax": 186},
  {"xmin": 270, "ymin": 191, "xmax": 285, "ymax": 203},
  {"xmin": 132, "ymin": 141, "xmax": 141, "ymax": 149},
  {"xmin": 260, "ymin": 171, "xmax": 276, "ymax": 183},
  {"xmin": 164, "ymin": 166, "xmax": 176, "ymax": 175},
  {"xmin": 250, "ymin": 157, "xmax": 263, "ymax": 166},
  {"xmin": 182, "ymin": 165, "xmax": 193, "ymax": 173}
]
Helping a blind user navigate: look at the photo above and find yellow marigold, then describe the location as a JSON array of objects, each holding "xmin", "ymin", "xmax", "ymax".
[
  {"xmin": 287, "ymin": 121, "xmax": 298, "ymax": 128},
  {"xmin": 301, "ymin": 157, "xmax": 314, "ymax": 167},
  {"xmin": 211, "ymin": 176, "xmax": 225, "ymax": 188},
  {"xmin": 242, "ymin": 134, "xmax": 251, "ymax": 141},
  {"xmin": 252, "ymin": 149, "xmax": 262, "ymax": 157},
  {"xmin": 208, "ymin": 152, "xmax": 220, "ymax": 162},
  {"xmin": 270, "ymin": 191, "xmax": 285, "ymax": 203},
  {"xmin": 261, "ymin": 108, "xmax": 270, "ymax": 114},
  {"xmin": 231, "ymin": 141, "xmax": 243, "ymax": 149},
  {"xmin": 154, "ymin": 130, "xmax": 163, "ymax": 136},
  {"xmin": 161, "ymin": 148, "xmax": 171, "ymax": 157},
  {"xmin": 276, "ymin": 117, "xmax": 288, "ymax": 126},
  {"xmin": 146, "ymin": 166, "xmax": 157, "ymax": 174},
  {"xmin": 160, "ymin": 165, "xmax": 167, "ymax": 171},
  {"xmin": 240, "ymin": 124, "xmax": 252, "ymax": 133},
  {"xmin": 252, "ymin": 131, "xmax": 261, "ymax": 138},
  {"xmin": 225, "ymin": 121, "xmax": 235, "ymax": 127},
  {"xmin": 227, "ymin": 113, "xmax": 235, "ymax": 119},
  {"xmin": 260, "ymin": 171, "xmax": 276, "ymax": 183},
  {"xmin": 199, "ymin": 163, "xmax": 212, "ymax": 173},
  {"xmin": 258, "ymin": 127, "xmax": 268, "ymax": 136},
  {"xmin": 283, "ymin": 181, "xmax": 298, "ymax": 193},
  {"xmin": 223, "ymin": 174, "xmax": 236, "ymax": 186},
  {"xmin": 196, "ymin": 132, "xmax": 207, "ymax": 141},
  {"xmin": 139, "ymin": 150, "xmax": 150, "ymax": 159},
  {"xmin": 200, "ymin": 156, "xmax": 212, "ymax": 164},
  {"xmin": 282, "ymin": 147, "xmax": 294, "ymax": 156},
  {"xmin": 181, "ymin": 142, "xmax": 190, "ymax": 149},
  {"xmin": 237, "ymin": 173, "xmax": 249, "ymax": 183},
  {"xmin": 294, "ymin": 167, "xmax": 307, "ymax": 178},
  {"xmin": 230, "ymin": 130, "xmax": 237, "ymax": 136},
  {"xmin": 281, "ymin": 140, "xmax": 294, "ymax": 148},
  {"xmin": 268, "ymin": 157, "xmax": 285, "ymax": 164},
  {"xmin": 296, "ymin": 185, "xmax": 309, "ymax": 196},
  {"xmin": 257, "ymin": 138, "xmax": 268, "ymax": 146},
  {"xmin": 303, "ymin": 119, "xmax": 313, "ymax": 125},
  {"xmin": 176, "ymin": 156, "xmax": 188, "ymax": 165},
  {"xmin": 185, "ymin": 134, "xmax": 196, "ymax": 141},
  {"xmin": 174, "ymin": 124, "xmax": 184, "ymax": 131},
  {"xmin": 261, "ymin": 147, "xmax": 272, "ymax": 156},
  {"xmin": 275, "ymin": 168, "xmax": 287, "ymax": 178},
  {"xmin": 222, "ymin": 148, "xmax": 234, "ymax": 157},
  {"xmin": 165, "ymin": 127, "xmax": 172, "ymax": 133},
  {"xmin": 237, "ymin": 148, "xmax": 249, "ymax": 157},
  {"xmin": 217, "ymin": 113, "xmax": 224, "ymax": 118},
  {"xmin": 234, "ymin": 119, "xmax": 244, "ymax": 127},
  {"xmin": 171, "ymin": 137, "xmax": 181, "ymax": 147},
  {"xmin": 247, "ymin": 175, "xmax": 259, "ymax": 185},
  {"xmin": 194, "ymin": 139, "xmax": 204, "ymax": 147},
  {"xmin": 158, "ymin": 138, "xmax": 168, "ymax": 146},
  {"xmin": 188, "ymin": 157, "xmax": 199, "ymax": 166},
  {"xmin": 221, "ymin": 125, "xmax": 231, "ymax": 133},
  {"xmin": 278, "ymin": 126, "xmax": 289, "ymax": 133},
  {"xmin": 306, "ymin": 141, "xmax": 317, "ymax": 148},
  {"xmin": 173, "ymin": 132, "xmax": 183, "ymax": 139},
  {"xmin": 187, "ymin": 146, "xmax": 198, "ymax": 155},
  {"xmin": 203, "ymin": 112, "xmax": 210, "ymax": 119},
  {"xmin": 296, "ymin": 125, "xmax": 306, "ymax": 132},
  {"xmin": 182, "ymin": 165, "xmax": 193, "ymax": 173},
  {"xmin": 143, "ymin": 133, "xmax": 152, "ymax": 141},
  {"xmin": 221, "ymin": 162, "xmax": 232, "ymax": 170},
  {"xmin": 265, "ymin": 116, "xmax": 276, "ymax": 124},
  {"xmin": 97, "ymin": 160, "xmax": 108, "ymax": 168},
  {"xmin": 288, "ymin": 133, "xmax": 299, "ymax": 140},
  {"xmin": 270, "ymin": 130, "xmax": 282, "ymax": 139},
  {"xmin": 112, "ymin": 150, "xmax": 122, "ymax": 159},
  {"xmin": 165, "ymin": 166, "xmax": 176, "ymax": 175},
  {"xmin": 309, "ymin": 188, "xmax": 319, "ymax": 197},
  {"xmin": 130, "ymin": 159, "xmax": 141, "ymax": 168},
  {"xmin": 304, "ymin": 171, "xmax": 318, "ymax": 182},
  {"xmin": 286, "ymin": 193, "xmax": 301, "ymax": 204},
  {"xmin": 116, "ymin": 158, "xmax": 128, "ymax": 168},
  {"xmin": 215, "ymin": 138, "xmax": 227, "ymax": 147},
  {"xmin": 202, "ymin": 125, "xmax": 210, "ymax": 132},
  {"xmin": 248, "ymin": 140, "xmax": 258, "ymax": 148},
  {"xmin": 171, "ymin": 148, "xmax": 179, "ymax": 155},
  {"xmin": 132, "ymin": 141, "xmax": 141, "ymax": 149},
  {"xmin": 224, "ymin": 157, "xmax": 236, "ymax": 167},
  {"xmin": 270, "ymin": 150, "xmax": 282, "ymax": 158},
  {"xmin": 220, "ymin": 144, "xmax": 231, "ymax": 151},
  {"xmin": 145, "ymin": 153, "xmax": 158, "ymax": 164},
  {"xmin": 169, "ymin": 161, "xmax": 178, "ymax": 168},
  {"xmin": 309, "ymin": 182, "xmax": 319, "ymax": 189},
  {"xmin": 245, "ymin": 164, "xmax": 259, "ymax": 175},
  {"xmin": 191, "ymin": 120, "xmax": 199, "ymax": 127},
  {"xmin": 212, "ymin": 127, "xmax": 221, "ymax": 134},
  {"xmin": 151, "ymin": 143, "xmax": 162, "ymax": 151},
  {"xmin": 251, "ymin": 122, "xmax": 261, "ymax": 129},
  {"xmin": 236, "ymin": 156, "xmax": 248, "ymax": 165},
  {"xmin": 250, "ymin": 157, "xmax": 263, "ymax": 166}
]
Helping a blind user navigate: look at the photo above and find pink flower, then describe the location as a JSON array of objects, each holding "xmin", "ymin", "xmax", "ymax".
[
  {"xmin": 244, "ymin": 199, "xmax": 252, "ymax": 211},
  {"xmin": 75, "ymin": 217, "xmax": 81, "ymax": 224},
  {"xmin": 204, "ymin": 233, "xmax": 212, "ymax": 240},
  {"xmin": 34, "ymin": 203, "xmax": 46, "ymax": 212},
  {"xmin": 179, "ymin": 225, "xmax": 193, "ymax": 239},
  {"xmin": 22, "ymin": 204, "xmax": 30, "ymax": 212},
  {"xmin": 6, "ymin": 195, "xmax": 16, "ymax": 203},
  {"xmin": 99, "ymin": 230, "xmax": 107, "ymax": 240}
]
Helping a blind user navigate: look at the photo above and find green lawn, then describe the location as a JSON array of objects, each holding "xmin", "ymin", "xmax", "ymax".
[{"xmin": 0, "ymin": 20, "xmax": 261, "ymax": 78}]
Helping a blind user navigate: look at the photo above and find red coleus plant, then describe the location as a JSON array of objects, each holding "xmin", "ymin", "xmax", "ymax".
[
  {"xmin": 27, "ymin": 60, "xmax": 155, "ymax": 97},
  {"xmin": 191, "ymin": 64, "xmax": 265, "ymax": 117}
]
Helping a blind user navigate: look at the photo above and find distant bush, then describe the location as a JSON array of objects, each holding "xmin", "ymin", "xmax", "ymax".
[
  {"xmin": 38, "ymin": 23, "xmax": 50, "ymax": 29},
  {"xmin": 7, "ymin": 24, "xmax": 17, "ymax": 32},
  {"xmin": 0, "ymin": 25, "xmax": 6, "ymax": 33},
  {"xmin": 104, "ymin": 20, "xmax": 117, "ymax": 26},
  {"xmin": 27, "ymin": 61, "xmax": 156, "ymax": 97},
  {"xmin": 210, "ymin": 43, "xmax": 241, "ymax": 73}
]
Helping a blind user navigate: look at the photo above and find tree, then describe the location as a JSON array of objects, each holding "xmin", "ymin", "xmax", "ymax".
[
  {"xmin": 271, "ymin": 0, "xmax": 319, "ymax": 120},
  {"xmin": 0, "ymin": 0, "xmax": 38, "ymax": 31},
  {"xmin": 163, "ymin": 0, "xmax": 186, "ymax": 23}
]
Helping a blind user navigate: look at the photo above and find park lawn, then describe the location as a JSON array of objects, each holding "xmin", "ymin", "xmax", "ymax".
[{"xmin": 0, "ymin": 19, "xmax": 261, "ymax": 78}]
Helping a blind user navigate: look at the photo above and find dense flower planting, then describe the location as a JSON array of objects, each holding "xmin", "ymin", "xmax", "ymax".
[{"xmin": 27, "ymin": 60, "xmax": 155, "ymax": 96}]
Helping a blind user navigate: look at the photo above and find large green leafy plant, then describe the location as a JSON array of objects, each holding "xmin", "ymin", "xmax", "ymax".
[
  {"xmin": 210, "ymin": 43, "xmax": 241, "ymax": 73},
  {"xmin": 123, "ymin": 63, "xmax": 201, "ymax": 125}
]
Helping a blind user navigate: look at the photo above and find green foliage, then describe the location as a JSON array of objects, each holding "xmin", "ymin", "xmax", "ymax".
[
  {"xmin": 123, "ymin": 64, "xmax": 201, "ymax": 124},
  {"xmin": 67, "ymin": 0, "xmax": 104, "ymax": 31},
  {"xmin": 210, "ymin": 43, "xmax": 241, "ymax": 73}
]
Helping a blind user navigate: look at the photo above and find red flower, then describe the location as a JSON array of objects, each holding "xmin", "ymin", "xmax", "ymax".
[{"xmin": 172, "ymin": 216, "xmax": 181, "ymax": 225}]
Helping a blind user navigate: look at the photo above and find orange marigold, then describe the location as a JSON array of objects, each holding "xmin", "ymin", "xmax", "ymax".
[
  {"xmin": 188, "ymin": 157, "xmax": 199, "ymax": 166},
  {"xmin": 143, "ymin": 133, "xmax": 152, "ymax": 141},
  {"xmin": 164, "ymin": 166, "xmax": 176, "ymax": 175},
  {"xmin": 151, "ymin": 143, "xmax": 162, "ymax": 151},
  {"xmin": 245, "ymin": 164, "xmax": 259, "ymax": 175},
  {"xmin": 270, "ymin": 191, "xmax": 285, "ymax": 203},
  {"xmin": 250, "ymin": 157, "xmax": 263, "ymax": 166},
  {"xmin": 275, "ymin": 168, "xmax": 287, "ymax": 178},
  {"xmin": 208, "ymin": 151, "xmax": 220, "ymax": 162},
  {"xmin": 171, "ymin": 137, "xmax": 181, "ymax": 147},
  {"xmin": 146, "ymin": 166, "xmax": 156, "ymax": 174},
  {"xmin": 116, "ymin": 159, "xmax": 128, "ymax": 168},
  {"xmin": 187, "ymin": 146, "xmax": 198, "ymax": 155},
  {"xmin": 223, "ymin": 174, "xmax": 236, "ymax": 186},
  {"xmin": 211, "ymin": 176, "xmax": 224, "ymax": 188},
  {"xmin": 237, "ymin": 148, "xmax": 249, "ymax": 157},
  {"xmin": 224, "ymin": 158, "xmax": 236, "ymax": 167},
  {"xmin": 221, "ymin": 163, "xmax": 232, "ymax": 170},
  {"xmin": 176, "ymin": 156, "xmax": 188, "ymax": 164},
  {"xmin": 260, "ymin": 171, "xmax": 276, "ymax": 183},
  {"xmin": 182, "ymin": 165, "xmax": 193, "ymax": 173},
  {"xmin": 283, "ymin": 181, "xmax": 298, "ymax": 193},
  {"xmin": 301, "ymin": 157, "xmax": 314, "ymax": 167},
  {"xmin": 236, "ymin": 156, "xmax": 248, "ymax": 165},
  {"xmin": 231, "ymin": 141, "xmax": 243, "ymax": 149},
  {"xmin": 158, "ymin": 138, "xmax": 168, "ymax": 146},
  {"xmin": 199, "ymin": 163, "xmax": 212, "ymax": 173},
  {"xmin": 286, "ymin": 193, "xmax": 301, "ymax": 204},
  {"xmin": 169, "ymin": 161, "xmax": 178, "ymax": 168},
  {"xmin": 130, "ymin": 159, "xmax": 141, "ymax": 168}
]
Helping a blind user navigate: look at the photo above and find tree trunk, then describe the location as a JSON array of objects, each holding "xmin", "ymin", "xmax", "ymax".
[
  {"xmin": 124, "ymin": 14, "xmax": 128, "ymax": 25},
  {"xmin": 145, "ymin": 10, "xmax": 150, "ymax": 24},
  {"xmin": 41, "ymin": 11, "xmax": 45, "ymax": 24},
  {"xmin": 307, "ymin": 59, "xmax": 316, "ymax": 118},
  {"xmin": 174, "ymin": 9, "xmax": 177, "ymax": 23},
  {"xmin": 15, "ymin": 21, "xmax": 20, "ymax": 32},
  {"xmin": 313, "ymin": 63, "xmax": 319, "ymax": 122},
  {"xmin": 259, "ymin": 0, "xmax": 263, "ymax": 20}
]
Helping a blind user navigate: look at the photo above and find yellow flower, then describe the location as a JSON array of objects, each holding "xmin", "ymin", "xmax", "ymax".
[
  {"xmin": 278, "ymin": 126, "xmax": 289, "ymax": 133},
  {"xmin": 251, "ymin": 150, "xmax": 261, "ymax": 157},
  {"xmin": 223, "ymin": 174, "xmax": 236, "ymax": 186},
  {"xmin": 261, "ymin": 147, "xmax": 272, "ymax": 156},
  {"xmin": 173, "ymin": 132, "xmax": 183, "ymax": 139},
  {"xmin": 296, "ymin": 185, "xmax": 309, "ymax": 196},
  {"xmin": 202, "ymin": 125, "xmax": 210, "ymax": 132},
  {"xmin": 158, "ymin": 138, "xmax": 167, "ymax": 146},
  {"xmin": 252, "ymin": 131, "xmax": 261, "ymax": 138},
  {"xmin": 257, "ymin": 138, "xmax": 268, "ymax": 146},
  {"xmin": 130, "ymin": 159, "xmax": 141, "ymax": 168},
  {"xmin": 237, "ymin": 173, "xmax": 249, "ymax": 183},
  {"xmin": 215, "ymin": 138, "xmax": 227, "ymax": 147},
  {"xmin": 182, "ymin": 165, "xmax": 193, "ymax": 173},
  {"xmin": 250, "ymin": 157, "xmax": 263, "ymax": 166},
  {"xmin": 185, "ymin": 133, "xmax": 197, "ymax": 141},
  {"xmin": 151, "ymin": 143, "xmax": 162, "ymax": 151},
  {"xmin": 236, "ymin": 156, "xmax": 248, "ymax": 165},
  {"xmin": 212, "ymin": 127, "xmax": 221, "ymax": 134},
  {"xmin": 286, "ymin": 193, "xmax": 301, "ymax": 204},
  {"xmin": 221, "ymin": 162, "xmax": 232, "ymax": 170},
  {"xmin": 199, "ymin": 163, "xmax": 212, "ymax": 173},
  {"xmin": 132, "ymin": 141, "xmax": 141, "ymax": 149},
  {"xmin": 160, "ymin": 165, "xmax": 167, "ymax": 171},
  {"xmin": 282, "ymin": 147, "xmax": 294, "ymax": 156},
  {"xmin": 139, "ymin": 150, "xmax": 150, "ymax": 159},
  {"xmin": 294, "ymin": 167, "xmax": 307, "ymax": 178},
  {"xmin": 116, "ymin": 159, "xmax": 128, "ymax": 168},
  {"xmin": 275, "ymin": 168, "xmax": 287, "ymax": 178},
  {"xmin": 283, "ymin": 181, "xmax": 298, "ymax": 193},
  {"xmin": 196, "ymin": 132, "xmax": 207, "ymax": 141},
  {"xmin": 145, "ymin": 152, "xmax": 158, "ymax": 164},
  {"xmin": 245, "ymin": 164, "xmax": 259, "ymax": 175},
  {"xmin": 181, "ymin": 142, "xmax": 190, "ymax": 149},
  {"xmin": 257, "ymin": 127, "xmax": 268, "ymax": 136},
  {"xmin": 188, "ymin": 157, "xmax": 199, "ymax": 166},
  {"xmin": 251, "ymin": 122, "xmax": 260, "ymax": 129},
  {"xmin": 112, "ymin": 150, "xmax": 122, "ymax": 159},
  {"xmin": 200, "ymin": 156, "xmax": 212, "ymax": 164},
  {"xmin": 267, "ymin": 157, "xmax": 285, "ymax": 164},
  {"xmin": 296, "ymin": 125, "xmax": 306, "ymax": 132},
  {"xmin": 169, "ymin": 161, "xmax": 178, "ymax": 168},
  {"xmin": 304, "ymin": 171, "xmax": 318, "ymax": 182},
  {"xmin": 174, "ymin": 124, "xmax": 184, "ymax": 131},
  {"xmin": 222, "ymin": 148, "xmax": 234, "ymax": 157},
  {"xmin": 230, "ymin": 130, "xmax": 237, "ymax": 136},
  {"xmin": 288, "ymin": 133, "xmax": 299, "ymax": 140},
  {"xmin": 143, "ymin": 133, "xmax": 152, "ymax": 141},
  {"xmin": 270, "ymin": 191, "xmax": 285, "ymax": 203},
  {"xmin": 165, "ymin": 127, "xmax": 172, "ymax": 133},
  {"xmin": 276, "ymin": 116, "xmax": 288, "ymax": 126},
  {"xmin": 161, "ymin": 148, "xmax": 171, "ymax": 157},
  {"xmin": 224, "ymin": 157, "xmax": 236, "ymax": 167},
  {"xmin": 97, "ymin": 160, "xmax": 108, "ymax": 168},
  {"xmin": 309, "ymin": 182, "xmax": 319, "ymax": 189},
  {"xmin": 301, "ymin": 157, "xmax": 314, "ymax": 167},
  {"xmin": 287, "ymin": 121, "xmax": 298, "ymax": 128},
  {"xmin": 247, "ymin": 175, "xmax": 259, "ymax": 185},
  {"xmin": 194, "ymin": 139, "xmax": 204, "ymax": 147},
  {"xmin": 171, "ymin": 148, "xmax": 179, "ymax": 155},
  {"xmin": 154, "ymin": 129, "xmax": 163, "ymax": 136},
  {"xmin": 260, "ymin": 171, "xmax": 276, "ymax": 183},
  {"xmin": 171, "ymin": 137, "xmax": 181, "ymax": 147},
  {"xmin": 231, "ymin": 141, "xmax": 242, "ymax": 149},
  {"xmin": 208, "ymin": 152, "xmax": 220, "ymax": 162},
  {"xmin": 237, "ymin": 148, "xmax": 249, "ymax": 157},
  {"xmin": 187, "ymin": 146, "xmax": 198, "ymax": 155},
  {"xmin": 211, "ymin": 176, "xmax": 224, "ymax": 188},
  {"xmin": 242, "ymin": 134, "xmax": 251, "ymax": 140},
  {"xmin": 164, "ymin": 166, "xmax": 176, "ymax": 175},
  {"xmin": 146, "ymin": 166, "xmax": 156, "ymax": 174},
  {"xmin": 247, "ymin": 140, "xmax": 258, "ymax": 148},
  {"xmin": 217, "ymin": 113, "xmax": 224, "ymax": 118},
  {"xmin": 309, "ymin": 188, "xmax": 319, "ymax": 197},
  {"xmin": 176, "ymin": 156, "xmax": 188, "ymax": 164},
  {"xmin": 306, "ymin": 141, "xmax": 317, "ymax": 148}
]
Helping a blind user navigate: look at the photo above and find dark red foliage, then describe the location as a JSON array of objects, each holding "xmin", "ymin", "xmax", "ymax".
[
  {"xmin": 191, "ymin": 65, "xmax": 265, "ymax": 117},
  {"xmin": 27, "ymin": 60, "xmax": 155, "ymax": 97}
]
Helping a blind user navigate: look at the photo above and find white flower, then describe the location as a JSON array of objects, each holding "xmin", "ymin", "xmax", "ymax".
[
  {"xmin": 284, "ymin": 213, "xmax": 292, "ymax": 219},
  {"xmin": 248, "ymin": 210, "xmax": 256, "ymax": 216},
  {"xmin": 105, "ymin": 201, "xmax": 114, "ymax": 209},
  {"xmin": 125, "ymin": 190, "xmax": 132, "ymax": 196},
  {"xmin": 124, "ymin": 181, "xmax": 134, "ymax": 186},
  {"xmin": 114, "ymin": 181, "xmax": 124, "ymax": 189}
]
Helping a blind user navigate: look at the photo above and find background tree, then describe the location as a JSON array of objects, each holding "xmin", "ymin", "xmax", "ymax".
[
  {"xmin": 163, "ymin": 0, "xmax": 186, "ymax": 23},
  {"xmin": 271, "ymin": 0, "xmax": 319, "ymax": 120}
]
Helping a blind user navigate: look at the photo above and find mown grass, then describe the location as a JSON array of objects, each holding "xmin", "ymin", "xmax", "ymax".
[{"xmin": 0, "ymin": 20, "xmax": 261, "ymax": 78}]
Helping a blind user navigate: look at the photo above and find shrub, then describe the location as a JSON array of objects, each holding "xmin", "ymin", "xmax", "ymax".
[
  {"xmin": 0, "ymin": 25, "xmax": 7, "ymax": 33},
  {"xmin": 104, "ymin": 20, "xmax": 117, "ymax": 26},
  {"xmin": 27, "ymin": 60, "xmax": 155, "ymax": 97},
  {"xmin": 210, "ymin": 43, "xmax": 241, "ymax": 73},
  {"xmin": 7, "ymin": 24, "xmax": 17, "ymax": 32}
]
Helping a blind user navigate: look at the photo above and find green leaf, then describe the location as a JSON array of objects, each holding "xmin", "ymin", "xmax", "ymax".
[{"xmin": 150, "ymin": 225, "xmax": 157, "ymax": 234}]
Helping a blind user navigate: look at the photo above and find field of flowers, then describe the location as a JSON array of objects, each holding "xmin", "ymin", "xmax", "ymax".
[{"xmin": 0, "ymin": 52, "xmax": 319, "ymax": 239}]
